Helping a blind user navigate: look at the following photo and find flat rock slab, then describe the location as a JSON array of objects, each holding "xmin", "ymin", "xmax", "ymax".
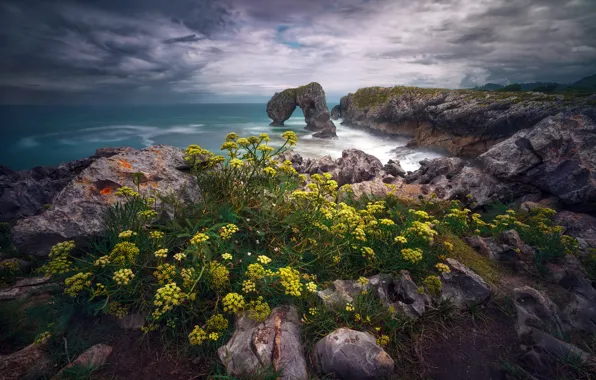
[
  {"xmin": 440, "ymin": 258, "xmax": 492, "ymax": 308},
  {"xmin": 0, "ymin": 343, "xmax": 51, "ymax": 380},
  {"xmin": 12, "ymin": 145, "xmax": 200, "ymax": 256},
  {"xmin": 53, "ymin": 344, "xmax": 113, "ymax": 378}
]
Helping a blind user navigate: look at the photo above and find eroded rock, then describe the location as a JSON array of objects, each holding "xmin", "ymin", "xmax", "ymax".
[
  {"xmin": 217, "ymin": 306, "xmax": 307, "ymax": 380},
  {"xmin": 554, "ymin": 210, "xmax": 596, "ymax": 249},
  {"xmin": 0, "ymin": 343, "xmax": 51, "ymax": 380},
  {"xmin": 11, "ymin": 145, "xmax": 200, "ymax": 256},
  {"xmin": 440, "ymin": 258, "xmax": 492, "ymax": 308},
  {"xmin": 267, "ymin": 83, "xmax": 337, "ymax": 138},
  {"xmin": 0, "ymin": 276, "xmax": 58, "ymax": 301},
  {"xmin": 313, "ymin": 328, "xmax": 394, "ymax": 380},
  {"xmin": 54, "ymin": 344, "xmax": 113, "ymax": 378}
]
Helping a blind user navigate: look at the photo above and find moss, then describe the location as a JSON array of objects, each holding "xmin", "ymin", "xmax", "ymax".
[
  {"xmin": 441, "ymin": 233, "xmax": 503, "ymax": 287},
  {"xmin": 352, "ymin": 86, "xmax": 447, "ymax": 109}
]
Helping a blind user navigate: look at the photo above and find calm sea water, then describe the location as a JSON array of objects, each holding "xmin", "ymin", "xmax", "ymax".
[{"xmin": 0, "ymin": 104, "xmax": 445, "ymax": 172}]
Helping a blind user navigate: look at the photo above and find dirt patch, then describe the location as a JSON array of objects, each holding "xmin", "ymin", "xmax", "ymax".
[{"xmin": 418, "ymin": 304, "xmax": 520, "ymax": 380}]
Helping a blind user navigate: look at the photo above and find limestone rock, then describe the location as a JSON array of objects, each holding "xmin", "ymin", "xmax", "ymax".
[
  {"xmin": 480, "ymin": 113, "xmax": 596, "ymax": 206},
  {"xmin": 313, "ymin": 328, "xmax": 394, "ymax": 380},
  {"xmin": 370, "ymin": 272, "xmax": 431, "ymax": 318},
  {"xmin": 554, "ymin": 210, "xmax": 596, "ymax": 249},
  {"xmin": 11, "ymin": 145, "xmax": 200, "ymax": 256},
  {"xmin": 0, "ymin": 276, "xmax": 58, "ymax": 301},
  {"xmin": 317, "ymin": 279, "xmax": 368, "ymax": 309},
  {"xmin": 0, "ymin": 148, "xmax": 129, "ymax": 223},
  {"xmin": 267, "ymin": 83, "xmax": 337, "ymax": 138},
  {"xmin": 331, "ymin": 105, "xmax": 341, "ymax": 120},
  {"xmin": 218, "ymin": 306, "xmax": 307, "ymax": 380},
  {"xmin": 440, "ymin": 258, "xmax": 492, "ymax": 308},
  {"xmin": 0, "ymin": 343, "xmax": 51, "ymax": 380},
  {"xmin": 54, "ymin": 344, "xmax": 113, "ymax": 378},
  {"xmin": 513, "ymin": 286, "xmax": 564, "ymax": 339},
  {"xmin": 339, "ymin": 86, "xmax": 595, "ymax": 157},
  {"xmin": 382, "ymin": 160, "xmax": 406, "ymax": 178}
]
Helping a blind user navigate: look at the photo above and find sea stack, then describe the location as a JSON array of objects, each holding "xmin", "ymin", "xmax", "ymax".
[{"xmin": 266, "ymin": 82, "xmax": 337, "ymax": 138}]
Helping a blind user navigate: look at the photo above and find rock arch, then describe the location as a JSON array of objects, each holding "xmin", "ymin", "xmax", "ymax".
[{"xmin": 266, "ymin": 82, "xmax": 337, "ymax": 138}]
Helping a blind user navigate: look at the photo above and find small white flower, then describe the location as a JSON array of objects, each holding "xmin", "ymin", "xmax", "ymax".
[
  {"xmin": 247, "ymin": 252, "xmax": 252, "ymax": 256},
  {"xmin": 246, "ymin": 218, "xmax": 251, "ymax": 222},
  {"xmin": 274, "ymin": 247, "xmax": 280, "ymax": 252},
  {"xmin": 272, "ymin": 203, "xmax": 276, "ymax": 207},
  {"xmin": 256, "ymin": 240, "xmax": 260, "ymax": 244}
]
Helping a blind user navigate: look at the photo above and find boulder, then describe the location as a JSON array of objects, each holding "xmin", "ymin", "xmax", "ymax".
[
  {"xmin": 317, "ymin": 279, "xmax": 367, "ymax": 309},
  {"xmin": 382, "ymin": 160, "xmax": 406, "ymax": 178},
  {"xmin": 440, "ymin": 258, "xmax": 492, "ymax": 308},
  {"xmin": 312, "ymin": 328, "xmax": 394, "ymax": 380},
  {"xmin": 54, "ymin": 344, "xmax": 113, "ymax": 378},
  {"xmin": 217, "ymin": 305, "xmax": 307, "ymax": 380},
  {"xmin": 267, "ymin": 83, "xmax": 337, "ymax": 138},
  {"xmin": 0, "ymin": 148, "xmax": 129, "ymax": 223},
  {"xmin": 0, "ymin": 343, "xmax": 51, "ymax": 380},
  {"xmin": 480, "ymin": 113, "xmax": 596, "ymax": 206},
  {"xmin": 11, "ymin": 145, "xmax": 200, "ymax": 256},
  {"xmin": 405, "ymin": 157, "xmax": 466, "ymax": 184},
  {"xmin": 554, "ymin": 210, "xmax": 596, "ymax": 249},
  {"xmin": 303, "ymin": 149, "xmax": 382, "ymax": 186}
]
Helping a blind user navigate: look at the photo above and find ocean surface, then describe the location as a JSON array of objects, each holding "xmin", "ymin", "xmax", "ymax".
[{"xmin": 0, "ymin": 104, "xmax": 445, "ymax": 172}]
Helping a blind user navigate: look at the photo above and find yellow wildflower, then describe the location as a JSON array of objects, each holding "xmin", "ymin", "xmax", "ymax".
[
  {"xmin": 113, "ymin": 269, "xmax": 134, "ymax": 286},
  {"xmin": 189, "ymin": 326, "xmax": 207, "ymax": 345},
  {"xmin": 257, "ymin": 255, "xmax": 272, "ymax": 265},
  {"xmin": 222, "ymin": 292, "xmax": 245, "ymax": 314}
]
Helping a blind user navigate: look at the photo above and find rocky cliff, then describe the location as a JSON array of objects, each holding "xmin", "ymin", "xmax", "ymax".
[
  {"xmin": 267, "ymin": 82, "xmax": 337, "ymax": 138},
  {"xmin": 339, "ymin": 86, "xmax": 596, "ymax": 156}
]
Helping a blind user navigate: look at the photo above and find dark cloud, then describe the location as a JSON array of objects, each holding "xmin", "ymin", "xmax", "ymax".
[{"xmin": 0, "ymin": 0, "xmax": 594, "ymax": 103}]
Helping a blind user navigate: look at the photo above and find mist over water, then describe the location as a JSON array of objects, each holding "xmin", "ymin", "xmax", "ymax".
[{"xmin": 0, "ymin": 104, "xmax": 446, "ymax": 172}]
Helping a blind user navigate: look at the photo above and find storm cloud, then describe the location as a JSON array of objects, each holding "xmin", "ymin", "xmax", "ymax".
[{"xmin": 0, "ymin": 0, "xmax": 594, "ymax": 103}]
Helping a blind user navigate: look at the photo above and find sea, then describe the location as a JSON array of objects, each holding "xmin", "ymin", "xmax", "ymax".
[{"xmin": 0, "ymin": 104, "xmax": 445, "ymax": 172}]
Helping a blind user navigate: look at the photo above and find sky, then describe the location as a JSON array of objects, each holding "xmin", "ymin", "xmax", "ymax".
[{"xmin": 0, "ymin": 0, "xmax": 595, "ymax": 104}]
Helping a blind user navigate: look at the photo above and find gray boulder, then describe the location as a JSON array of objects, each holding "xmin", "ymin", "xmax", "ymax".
[
  {"xmin": 11, "ymin": 145, "xmax": 200, "ymax": 256},
  {"xmin": 440, "ymin": 258, "xmax": 492, "ymax": 308},
  {"xmin": 330, "ymin": 104, "xmax": 341, "ymax": 120},
  {"xmin": 0, "ymin": 147, "xmax": 129, "ymax": 223},
  {"xmin": 303, "ymin": 149, "xmax": 383, "ymax": 186},
  {"xmin": 0, "ymin": 342, "xmax": 52, "ymax": 380},
  {"xmin": 267, "ymin": 83, "xmax": 337, "ymax": 138},
  {"xmin": 218, "ymin": 305, "xmax": 307, "ymax": 380},
  {"xmin": 54, "ymin": 343, "xmax": 112, "ymax": 378},
  {"xmin": 383, "ymin": 159, "xmax": 406, "ymax": 178},
  {"xmin": 480, "ymin": 113, "xmax": 596, "ymax": 206},
  {"xmin": 312, "ymin": 328, "xmax": 394, "ymax": 380},
  {"xmin": 0, "ymin": 276, "xmax": 58, "ymax": 301},
  {"xmin": 554, "ymin": 210, "xmax": 596, "ymax": 249}
]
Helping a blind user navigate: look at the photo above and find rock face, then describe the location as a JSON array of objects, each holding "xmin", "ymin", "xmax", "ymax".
[
  {"xmin": 313, "ymin": 328, "xmax": 394, "ymax": 380},
  {"xmin": 11, "ymin": 145, "xmax": 200, "ymax": 256},
  {"xmin": 466, "ymin": 230, "xmax": 535, "ymax": 272},
  {"xmin": 54, "ymin": 344, "xmax": 113, "ymax": 377},
  {"xmin": 440, "ymin": 258, "xmax": 492, "ymax": 308},
  {"xmin": 554, "ymin": 210, "xmax": 596, "ymax": 248},
  {"xmin": 330, "ymin": 105, "xmax": 341, "ymax": 120},
  {"xmin": 0, "ymin": 276, "xmax": 58, "ymax": 301},
  {"xmin": 0, "ymin": 147, "xmax": 129, "ymax": 222},
  {"xmin": 217, "ymin": 305, "xmax": 308, "ymax": 380},
  {"xmin": 267, "ymin": 83, "xmax": 337, "ymax": 138},
  {"xmin": 339, "ymin": 86, "xmax": 595, "ymax": 156},
  {"xmin": 479, "ymin": 114, "xmax": 596, "ymax": 206},
  {"xmin": 282, "ymin": 149, "xmax": 383, "ymax": 186},
  {"xmin": 0, "ymin": 343, "xmax": 51, "ymax": 380}
]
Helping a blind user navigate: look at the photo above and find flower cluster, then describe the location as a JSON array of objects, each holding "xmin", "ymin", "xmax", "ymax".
[
  {"xmin": 376, "ymin": 335, "xmax": 390, "ymax": 346},
  {"xmin": 278, "ymin": 266, "xmax": 302, "ymax": 296},
  {"xmin": 247, "ymin": 296, "xmax": 271, "ymax": 322},
  {"xmin": 407, "ymin": 221, "xmax": 438, "ymax": 243},
  {"xmin": 206, "ymin": 314, "xmax": 229, "ymax": 332},
  {"xmin": 94, "ymin": 256, "xmax": 110, "ymax": 267},
  {"xmin": 401, "ymin": 248, "xmax": 423, "ymax": 264},
  {"xmin": 222, "ymin": 292, "xmax": 245, "ymax": 314},
  {"xmin": 188, "ymin": 326, "xmax": 207, "ymax": 345},
  {"xmin": 209, "ymin": 262, "xmax": 229, "ymax": 289},
  {"xmin": 219, "ymin": 224, "xmax": 239, "ymax": 240},
  {"xmin": 154, "ymin": 248, "xmax": 168, "ymax": 258},
  {"xmin": 246, "ymin": 263, "xmax": 266, "ymax": 280},
  {"xmin": 64, "ymin": 272, "xmax": 93, "ymax": 297},
  {"xmin": 34, "ymin": 331, "xmax": 51, "ymax": 345},
  {"xmin": 115, "ymin": 186, "xmax": 140, "ymax": 198},
  {"xmin": 150, "ymin": 230, "xmax": 164, "ymax": 240},
  {"xmin": 154, "ymin": 264, "xmax": 176, "ymax": 285},
  {"xmin": 113, "ymin": 269, "xmax": 134, "ymax": 286},
  {"xmin": 361, "ymin": 246, "xmax": 375, "ymax": 260},
  {"xmin": 242, "ymin": 279, "xmax": 256, "ymax": 293},
  {"xmin": 118, "ymin": 230, "xmax": 137, "ymax": 239},
  {"xmin": 306, "ymin": 281, "xmax": 318, "ymax": 293},
  {"xmin": 257, "ymin": 255, "xmax": 272, "ymax": 265},
  {"xmin": 108, "ymin": 301, "xmax": 129, "ymax": 319},
  {"xmin": 153, "ymin": 283, "xmax": 184, "ymax": 320},
  {"xmin": 435, "ymin": 263, "xmax": 450, "ymax": 273},
  {"xmin": 423, "ymin": 275, "xmax": 442, "ymax": 296},
  {"xmin": 222, "ymin": 252, "xmax": 233, "ymax": 261},
  {"xmin": 190, "ymin": 232, "xmax": 210, "ymax": 245},
  {"xmin": 109, "ymin": 242, "xmax": 140, "ymax": 266},
  {"xmin": 41, "ymin": 241, "xmax": 75, "ymax": 275}
]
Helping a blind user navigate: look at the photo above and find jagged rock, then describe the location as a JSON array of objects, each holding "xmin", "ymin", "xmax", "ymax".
[
  {"xmin": 466, "ymin": 235, "xmax": 515, "ymax": 261},
  {"xmin": 500, "ymin": 230, "xmax": 535, "ymax": 263},
  {"xmin": 54, "ymin": 344, "xmax": 113, "ymax": 378},
  {"xmin": 466, "ymin": 231, "xmax": 534, "ymax": 272},
  {"xmin": 440, "ymin": 258, "xmax": 492, "ymax": 307},
  {"xmin": 313, "ymin": 328, "xmax": 394, "ymax": 380},
  {"xmin": 520, "ymin": 197, "xmax": 562, "ymax": 213},
  {"xmin": 339, "ymin": 86, "xmax": 594, "ymax": 157},
  {"xmin": 0, "ymin": 343, "xmax": 51, "ymax": 380},
  {"xmin": 480, "ymin": 114, "xmax": 596, "ymax": 207},
  {"xmin": 554, "ymin": 211, "xmax": 596, "ymax": 249},
  {"xmin": 382, "ymin": 160, "xmax": 406, "ymax": 178},
  {"xmin": 513, "ymin": 286, "xmax": 565, "ymax": 339},
  {"xmin": 0, "ymin": 147, "xmax": 129, "ymax": 223},
  {"xmin": 331, "ymin": 105, "xmax": 341, "ymax": 120},
  {"xmin": 0, "ymin": 276, "xmax": 58, "ymax": 301},
  {"xmin": 267, "ymin": 83, "xmax": 337, "ymax": 138},
  {"xmin": 513, "ymin": 286, "xmax": 596, "ymax": 367},
  {"xmin": 300, "ymin": 149, "xmax": 382, "ymax": 186},
  {"xmin": 405, "ymin": 157, "xmax": 466, "ymax": 184},
  {"xmin": 11, "ymin": 145, "xmax": 200, "ymax": 256},
  {"xmin": 218, "ymin": 306, "xmax": 307, "ymax": 380}
]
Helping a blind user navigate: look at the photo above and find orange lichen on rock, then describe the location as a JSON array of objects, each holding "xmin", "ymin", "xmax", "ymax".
[
  {"xmin": 118, "ymin": 159, "xmax": 133, "ymax": 169},
  {"xmin": 99, "ymin": 188, "xmax": 113, "ymax": 195}
]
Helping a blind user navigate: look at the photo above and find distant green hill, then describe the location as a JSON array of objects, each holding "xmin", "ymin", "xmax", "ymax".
[
  {"xmin": 572, "ymin": 74, "xmax": 596, "ymax": 89},
  {"xmin": 471, "ymin": 73, "xmax": 595, "ymax": 95}
]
